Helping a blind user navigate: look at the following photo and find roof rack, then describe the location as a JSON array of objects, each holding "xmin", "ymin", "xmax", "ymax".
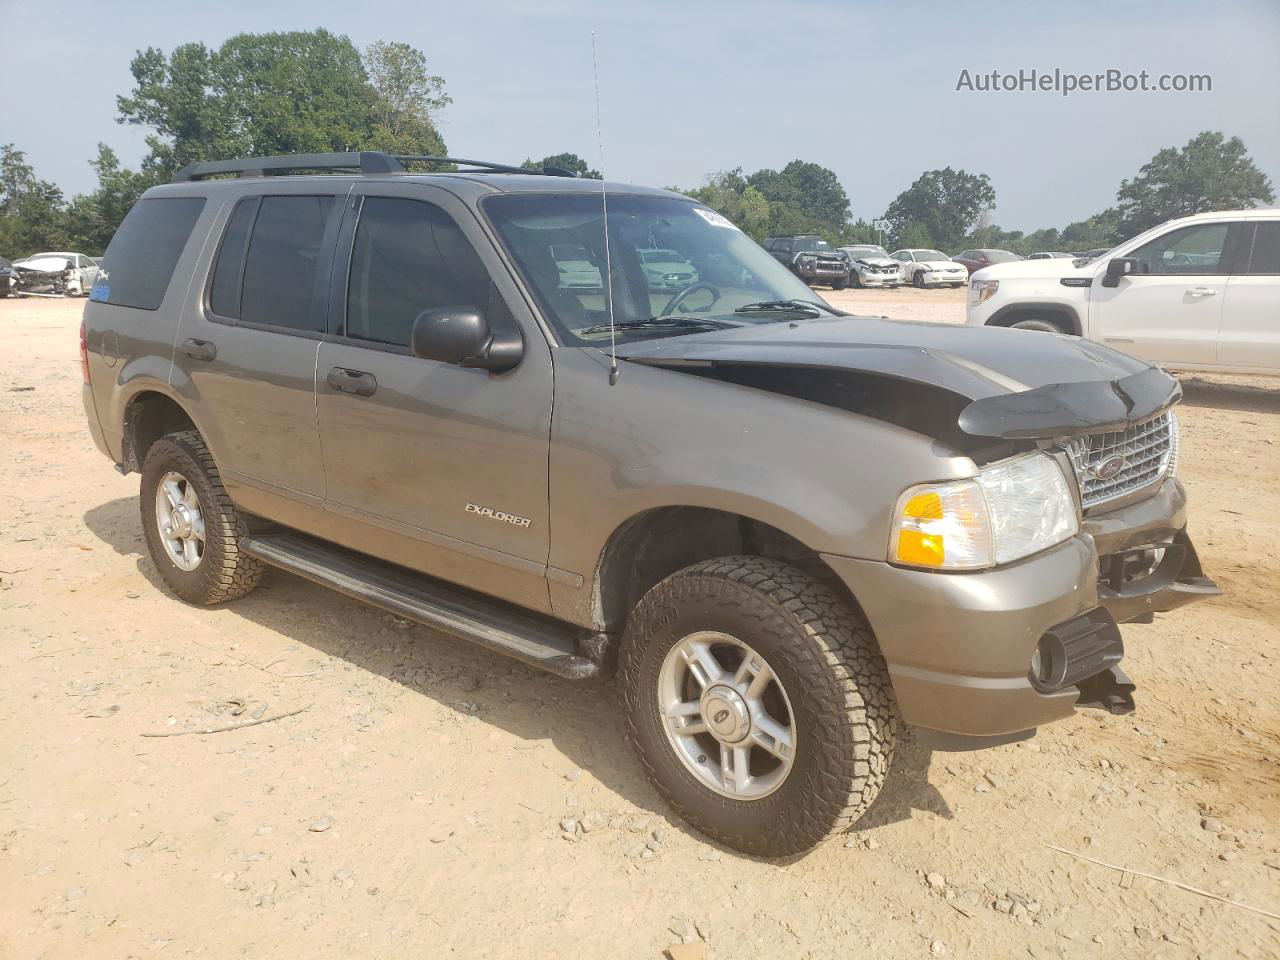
[{"xmin": 171, "ymin": 152, "xmax": 577, "ymax": 183}]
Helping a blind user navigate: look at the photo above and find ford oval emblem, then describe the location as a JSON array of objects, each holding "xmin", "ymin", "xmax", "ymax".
[{"xmin": 1091, "ymin": 455, "xmax": 1127, "ymax": 481}]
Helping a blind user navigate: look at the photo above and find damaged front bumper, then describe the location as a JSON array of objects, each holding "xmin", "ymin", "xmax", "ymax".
[{"xmin": 824, "ymin": 479, "xmax": 1220, "ymax": 739}]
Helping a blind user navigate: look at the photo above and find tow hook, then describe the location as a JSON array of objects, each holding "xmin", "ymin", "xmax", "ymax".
[{"xmin": 1075, "ymin": 665, "xmax": 1136, "ymax": 716}]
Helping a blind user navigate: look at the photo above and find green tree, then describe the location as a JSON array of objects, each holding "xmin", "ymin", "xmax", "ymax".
[
  {"xmin": 748, "ymin": 160, "xmax": 850, "ymax": 235},
  {"xmin": 1114, "ymin": 131, "xmax": 1274, "ymax": 237},
  {"xmin": 895, "ymin": 221, "xmax": 934, "ymax": 250},
  {"xmin": 117, "ymin": 30, "xmax": 450, "ymax": 177},
  {"xmin": 883, "ymin": 167, "xmax": 995, "ymax": 250},
  {"xmin": 683, "ymin": 169, "xmax": 773, "ymax": 240},
  {"xmin": 0, "ymin": 144, "xmax": 69, "ymax": 255},
  {"xmin": 521, "ymin": 153, "xmax": 601, "ymax": 178},
  {"xmin": 362, "ymin": 40, "xmax": 450, "ymax": 156},
  {"xmin": 1061, "ymin": 208, "xmax": 1121, "ymax": 250},
  {"xmin": 64, "ymin": 145, "xmax": 161, "ymax": 253}
]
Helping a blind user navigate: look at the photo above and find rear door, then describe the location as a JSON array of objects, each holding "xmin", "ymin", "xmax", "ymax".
[
  {"xmin": 171, "ymin": 183, "xmax": 347, "ymax": 523},
  {"xmin": 314, "ymin": 182, "xmax": 555, "ymax": 612},
  {"xmin": 1219, "ymin": 220, "xmax": 1280, "ymax": 372},
  {"xmin": 1088, "ymin": 220, "xmax": 1239, "ymax": 366}
]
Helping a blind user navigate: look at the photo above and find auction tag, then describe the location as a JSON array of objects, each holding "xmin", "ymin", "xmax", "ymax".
[{"xmin": 693, "ymin": 208, "xmax": 739, "ymax": 230}]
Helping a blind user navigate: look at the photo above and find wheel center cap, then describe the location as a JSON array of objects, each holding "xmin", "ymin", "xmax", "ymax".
[
  {"xmin": 701, "ymin": 685, "xmax": 751, "ymax": 743},
  {"xmin": 171, "ymin": 505, "xmax": 193, "ymax": 538}
]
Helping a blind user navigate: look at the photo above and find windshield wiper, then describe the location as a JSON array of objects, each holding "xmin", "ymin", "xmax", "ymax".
[
  {"xmin": 733, "ymin": 299, "xmax": 832, "ymax": 317},
  {"xmin": 579, "ymin": 315, "xmax": 741, "ymax": 335}
]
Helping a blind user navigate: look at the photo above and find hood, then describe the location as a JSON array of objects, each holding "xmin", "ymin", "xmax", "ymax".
[
  {"xmin": 613, "ymin": 315, "xmax": 1179, "ymax": 442},
  {"xmin": 15, "ymin": 256, "xmax": 72, "ymax": 273},
  {"xmin": 917, "ymin": 259, "xmax": 964, "ymax": 270},
  {"xmin": 974, "ymin": 256, "xmax": 1089, "ymax": 281},
  {"xmin": 852, "ymin": 256, "xmax": 898, "ymax": 268}
]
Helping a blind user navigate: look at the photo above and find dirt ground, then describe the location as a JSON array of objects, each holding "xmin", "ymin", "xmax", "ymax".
[{"xmin": 2, "ymin": 291, "xmax": 1278, "ymax": 960}]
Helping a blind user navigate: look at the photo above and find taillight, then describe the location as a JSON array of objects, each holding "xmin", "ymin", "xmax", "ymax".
[{"xmin": 79, "ymin": 319, "xmax": 90, "ymax": 384}]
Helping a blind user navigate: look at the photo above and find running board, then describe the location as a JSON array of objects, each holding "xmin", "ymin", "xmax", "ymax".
[{"xmin": 239, "ymin": 533, "xmax": 600, "ymax": 680}]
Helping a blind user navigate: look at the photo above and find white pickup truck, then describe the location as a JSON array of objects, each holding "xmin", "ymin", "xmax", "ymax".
[{"xmin": 966, "ymin": 209, "xmax": 1279, "ymax": 376}]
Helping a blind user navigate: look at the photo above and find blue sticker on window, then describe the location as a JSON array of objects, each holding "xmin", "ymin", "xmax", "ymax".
[{"xmin": 89, "ymin": 282, "xmax": 109, "ymax": 302}]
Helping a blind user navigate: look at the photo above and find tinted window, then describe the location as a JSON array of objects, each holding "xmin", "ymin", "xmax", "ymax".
[
  {"xmin": 345, "ymin": 197, "xmax": 491, "ymax": 348},
  {"xmin": 92, "ymin": 197, "xmax": 206, "ymax": 310},
  {"xmin": 240, "ymin": 196, "xmax": 336, "ymax": 332},
  {"xmin": 1244, "ymin": 222, "xmax": 1280, "ymax": 275},
  {"xmin": 209, "ymin": 198, "xmax": 257, "ymax": 318},
  {"xmin": 1129, "ymin": 223, "xmax": 1229, "ymax": 275}
]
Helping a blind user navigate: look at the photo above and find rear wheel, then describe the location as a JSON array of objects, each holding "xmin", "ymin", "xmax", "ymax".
[
  {"xmin": 1010, "ymin": 317, "xmax": 1066, "ymax": 334},
  {"xmin": 621, "ymin": 556, "xmax": 898, "ymax": 857},
  {"xmin": 140, "ymin": 430, "xmax": 263, "ymax": 605}
]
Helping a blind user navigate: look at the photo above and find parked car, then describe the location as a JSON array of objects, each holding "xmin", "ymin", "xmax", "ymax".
[
  {"xmin": 763, "ymin": 234, "xmax": 849, "ymax": 289},
  {"xmin": 967, "ymin": 209, "xmax": 1280, "ymax": 375},
  {"xmin": 1027, "ymin": 251, "xmax": 1075, "ymax": 260},
  {"xmin": 82, "ymin": 151, "xmax": 1218, "ymax": 856},
  {"xmin": 12, "ymin": 251, "xmax": 99, "ymax": 297},
  {"xmin": 889, "ymin": 248, "xmax": 968, "ymax": 288},
  {"xmin": 550, "ymin": 243, "xmax": 602, "ymax": 290},
  {"xmin": 837, "ymin": 244, "xmax": 901, "ymax": 288},
  {"xmin": 953, "ymin": 249, "xmax": 1023, "ymax": 275},
  {"xmin": 639, "ymin": 247, "xmax": 699, "ymax": 292},
  {"xmin": 0, "ymin": 256, "xmax": 14, "ymax": 297}
]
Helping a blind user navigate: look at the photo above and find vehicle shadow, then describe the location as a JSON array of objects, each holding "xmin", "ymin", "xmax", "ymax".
[
  {"xmin": 84, "ymin": 495, "xmax": 951, "ymax": 860},
  {"xmin": 1178, "ymin": 376, "xmax": 1280, "ymax": 414}
]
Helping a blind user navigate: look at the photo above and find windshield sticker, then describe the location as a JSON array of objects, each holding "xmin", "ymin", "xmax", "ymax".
[{"xmin": 693, "ymin": 208, "xmax": 740, "ymax": 231}]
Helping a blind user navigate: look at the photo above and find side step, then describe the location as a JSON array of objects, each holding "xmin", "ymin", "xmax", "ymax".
[{"xmin": 240, "ymin": 533, "xmax": 600, "ymax": 681}]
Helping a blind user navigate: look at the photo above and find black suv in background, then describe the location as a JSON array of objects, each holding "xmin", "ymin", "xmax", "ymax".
[{"xmin": 763, "ymin": 235, "xmax": 849, "ymax": 289}]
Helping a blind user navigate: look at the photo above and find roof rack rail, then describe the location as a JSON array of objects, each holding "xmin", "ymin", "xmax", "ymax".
[
  {"xmin": 394, "ymin": 156, "xmax": 577, "ymax": 177},
  {"xmin": 171, "ymin": 152, "xmax": 578, "ymax": 183}
]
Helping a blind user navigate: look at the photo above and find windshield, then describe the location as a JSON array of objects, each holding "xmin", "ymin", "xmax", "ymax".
[
  {"xmin": 843, "ymin": 245, "xmax": 889, "ymax": 259},
  {"xmin": 915, "ymin": 250, "xmax": 949, "ymax": 262},
  {"xmin": 484, "ymin": 193, "xmax": 830, "ymax": 345},
  {"xmin": 983, "ymin": 250, "xmax": 1022, "ymax": 263}
]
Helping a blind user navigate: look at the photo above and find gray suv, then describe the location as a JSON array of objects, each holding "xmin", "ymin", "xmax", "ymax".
[{"xmin": 81, "ymin": 152, "xmax": 1219, "ymax": 856}]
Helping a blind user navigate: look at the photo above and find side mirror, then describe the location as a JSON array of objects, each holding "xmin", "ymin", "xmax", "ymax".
[
  {"xmin": 1101, "ymin": 257, "xmax": 1140, "ymax": 288},
  {"xmin": 410, "ymin": 307, "xmax": 523, "ymax": 372}
]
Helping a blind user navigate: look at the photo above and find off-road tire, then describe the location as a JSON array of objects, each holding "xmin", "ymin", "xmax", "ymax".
[
  {"xmin": 620, "ymin": 556, "xmax": 898, "ymax": 857},
  {"xmin": 140, "ymin": 430, "xmax": 263, "ymax": 605}
]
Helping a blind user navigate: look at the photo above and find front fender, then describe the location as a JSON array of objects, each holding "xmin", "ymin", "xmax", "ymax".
[{"xmin": 546, "ymin": 349, "xmax": 973, "ymax": 622}]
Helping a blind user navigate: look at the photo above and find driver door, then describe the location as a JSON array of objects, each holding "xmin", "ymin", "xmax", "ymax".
[{"xmin": 1089, "ymin": 221, "xmax": 1240, "ymax": 366}]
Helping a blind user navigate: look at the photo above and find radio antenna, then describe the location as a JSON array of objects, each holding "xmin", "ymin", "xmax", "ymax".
[{"xmin": 591, "ymin": 31, "xmax": 619, "ymax": 386}]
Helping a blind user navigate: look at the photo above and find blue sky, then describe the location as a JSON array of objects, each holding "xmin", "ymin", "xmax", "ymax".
[{"xmin": 2, "ymin": 0, "xmax": 1277, "ymax": 232}]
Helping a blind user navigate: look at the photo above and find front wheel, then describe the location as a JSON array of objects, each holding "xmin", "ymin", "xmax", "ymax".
[
  {"xmin": 912, "ymin": 270, "xmax": 926, "ymax": 289},
  {"xmin": 140, "ymin": 430, "xmax": 263, "ymax": 605},
  {"xmin": 832, "ymin": 277, "xmax": 848, "ymax": 291},
  {"xmin": 621, "ymin": 557, "xmax": 898, "ymax": 857}
]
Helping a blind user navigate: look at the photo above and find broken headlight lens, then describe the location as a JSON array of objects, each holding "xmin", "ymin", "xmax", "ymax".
[{"xmin": 890, "ymin": 453, "xmax": 1078, "ymax": 570}]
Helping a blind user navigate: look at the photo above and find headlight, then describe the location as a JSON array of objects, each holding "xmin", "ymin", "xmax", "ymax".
[
  {"xmin": 971, "ymin": 278, "xmax": 1000, "ymax": 303},
  {"xmin": 890, "ymin": 452, "xmax": 1079, "ymax": 570}
]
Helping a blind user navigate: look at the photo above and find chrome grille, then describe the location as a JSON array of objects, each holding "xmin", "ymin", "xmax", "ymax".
[{"xmin": 1064, "ymin": 411, "xmax": 1177, "ymax": 510}]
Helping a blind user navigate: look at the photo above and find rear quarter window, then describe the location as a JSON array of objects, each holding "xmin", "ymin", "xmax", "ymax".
[{"xmin": 92, "ymin": 197, "xmax": 206, "ymax": 310}]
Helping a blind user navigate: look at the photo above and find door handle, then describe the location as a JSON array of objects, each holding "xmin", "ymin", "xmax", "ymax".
[
  {"xmin": 1187, "ymin": 287, "xmax": 1218, "ymax": 298},
  {"xmin": 326, "ymin": 366, "xmax": 378, "ymax": 397},
  {"xmin": 182, "ymin": 338, "xmax": 217, "ymax": 361}
]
